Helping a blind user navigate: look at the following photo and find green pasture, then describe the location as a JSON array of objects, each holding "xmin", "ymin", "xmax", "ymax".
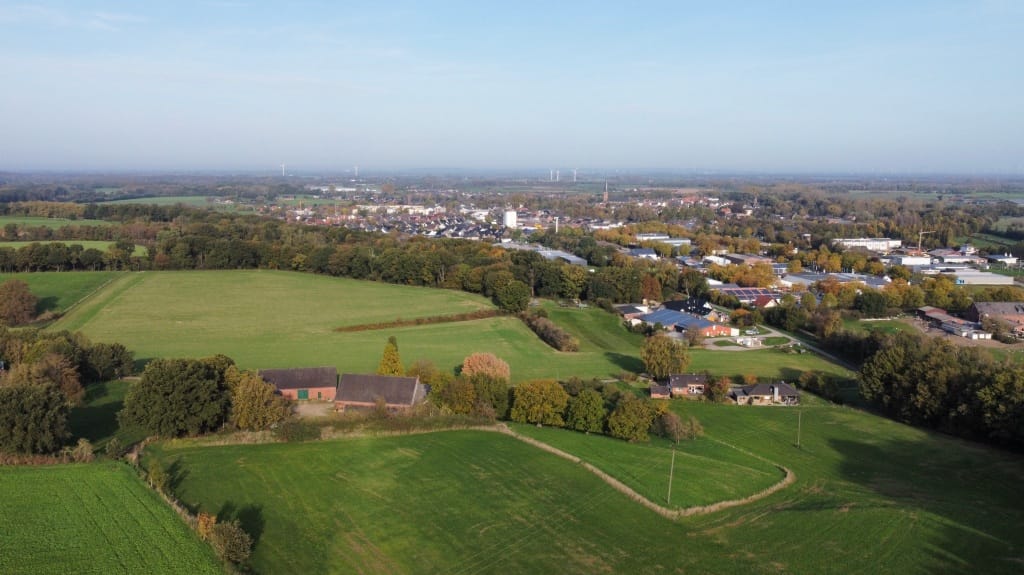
[
  {"xmin": 0, "ymin": 215, "xmax": 112, "ymax": 229},
  {"xmin": 842, "ymin": 318, "xmax": 911, "ymax": 335},
  {"xmin": 511, "ymin": 423, "xmax": 783, "ymax": 507},
  {"xmin": 43, "ymin": 270, "xmax": 853, "ymax": 381},
  {"xmin": 148, "ymin": 397, "xmax": 1024, "ymax": 574},
  {"xmin": 69, "ymin": 380, "xmax": 146, "ymax": 449},
  {"xmin": 0, "ymin": 240, "xmax": 147, "ymax": 256},
  {"xmin": 0, "ymin": 463, "xmax": 220, "ymax": 575},
  {"xmin": 0, "ymin": 271, "xmax": 119, "ymax": 314}
]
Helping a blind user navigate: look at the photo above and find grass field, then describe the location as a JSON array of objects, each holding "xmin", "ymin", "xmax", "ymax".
[
  {"xmin": 101, "ymin": 195, "xmax": 219, "ymax": 206},
  {"xmin": 0, "ymin": 271, "xmax": 119, "ymax": 314},
  {"xmin": 0, "ymin": 240, "xmax": 148, "ymax": 256},
  {"xmin": 68, "ymin": 380, "xmax": 146, "ymax": 449},
  {"xmin": 842, "ymin": 318, "xmax": 911, "ymax": 335},
  {"xmin": 147, "ymin": 396, "xmax": 1024, "ymax": 574},
  {"xmin": 0, "ymin": 215, "xmax": 112, "ymax": 229},
  {"xmin": 0, "ymin": 463, "xmax": 221, "ymax": 575},
  {"xmin": 37, "ymin": 270, "xmax": 853, "ymax": 381},
  {"xmin": 511, "ymin": 423, "xmax": 783, "ymax": 507}
]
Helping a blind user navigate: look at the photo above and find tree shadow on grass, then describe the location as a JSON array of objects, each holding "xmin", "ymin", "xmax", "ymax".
[
  {"xmin": 217, "ymin": 501, "xmax": 267, "ymax": 546},
  {"xmin": 603, "ymin": 351, "xmax": 643, "ymax": 373},
  {"xmin": 828, "ymin": 436, "xmax": 1024, "ymax": 573},
  {"xmin": 35, "ymin": 295, "xmax": 59, "ymax": 314}
]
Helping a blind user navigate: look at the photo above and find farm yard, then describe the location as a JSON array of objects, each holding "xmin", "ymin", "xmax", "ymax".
[
  {"xmin": 0, "ymin": 463, "xmax": 221, "ymax": 575},
  {"xmin": 145, "ymin": 397, "xmax": 1024, "ymax": 574}
]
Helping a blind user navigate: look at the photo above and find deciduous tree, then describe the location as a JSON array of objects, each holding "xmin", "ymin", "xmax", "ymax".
[
  {"xmin": 230, "ymin": 371, "xmax": 290, "ymax": 431},
  {"xmin": 0, "ymin": 279, "xmax": 37, "ymax": 326},
  {"xmin": 510, "ymin": 379, "xmax": 569, "ymax": 426},
  {"xmin": 0, "ymin": 382, "xmax": 68, "ymax": 454},
  {"xmin": 119, "ymin": 358, "xmax": 229, "ymax": 437},
  {"xmin": 640, "ymin": 334, "xmax": 690, "ymax": 380},
  {"xmin": 566, "ymin": 389, "xmax": 606, "ymax": 433},
  {"xmin": 461, "ymin": 352, "xmax": 510, "ymax": 382},
  {"xmin": 607, "ymin": 396, "xmax": 656, "ymax": 442}
]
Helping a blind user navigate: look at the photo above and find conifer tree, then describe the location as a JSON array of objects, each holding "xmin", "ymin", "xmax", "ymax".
[{"xmin": 377, "ymin": 338, "xmax": 404, "ymax": 376}]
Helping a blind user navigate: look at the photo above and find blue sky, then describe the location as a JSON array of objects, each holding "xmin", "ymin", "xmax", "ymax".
[{"xmin": 1, "ymin": 1, "xmax": 1021, "ymax": 173}]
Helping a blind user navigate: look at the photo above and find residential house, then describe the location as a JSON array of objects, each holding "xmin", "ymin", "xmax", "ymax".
[
  {"xmin": 668, "ymin": 374, "xmax": 707, "ymax": 398},
  {"xmin": 260, "ymin": 366, "xmax": 338, "ymax": 401},
  {"xmin": 662, "ymin": 297, "xmax": 715, "ymax": 318},
  {"xmin": 335, "ymin": 373, "xmax": 428, "ymax": 411},
  {"xmin": 732, "ymin": 382, "xmax": 800, "ymax": 406}
]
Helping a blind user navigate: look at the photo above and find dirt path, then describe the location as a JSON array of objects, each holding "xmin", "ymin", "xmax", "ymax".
[{"xmin": 492, "ymin": 424, "xmax": 796, "ymax": 521}]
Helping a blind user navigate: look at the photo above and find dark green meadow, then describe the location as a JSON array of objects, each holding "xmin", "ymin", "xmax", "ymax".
[{"xmin": 148, "ymin": 396, "xmax": 1024, "ymax": 574}]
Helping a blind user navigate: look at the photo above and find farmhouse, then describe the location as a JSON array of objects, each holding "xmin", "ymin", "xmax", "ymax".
[
  {"xmin": 662, "ymin": 297, "xmax": 717, "ymax": 318},
  {"xmin": 335, "ymin": 373, "xmax": 428, "ymax": 411},
  {"xmin": 732, "ymin": 382, "xmax": 800, "ymax": 406},
  {"xmin": 668, "ymin": 373, "xmax": 707, "ymax": 397},
  {"xmin": 260, "ymin": 366, "xmax": 338, "ymax": 401},
  {"xmin": 636, "ymin": 309, "xmax": 737, "ymax": 337},
  {"xmin": 966, "ymin": 302, "xmax": 1024, "ymax": 335}
]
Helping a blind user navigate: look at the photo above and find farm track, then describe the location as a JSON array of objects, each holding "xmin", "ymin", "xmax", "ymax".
[{"xmin": 51, "ymin": 272, "xmax": 144, "ymax": 332}]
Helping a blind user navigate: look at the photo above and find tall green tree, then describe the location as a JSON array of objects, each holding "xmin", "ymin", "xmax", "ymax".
[
  {"xmin": 0, "ymin": 383, "xmax": 68, "ymax": 454},
  {"xmin": 640, "ymin": 333, "xmax": 690, "ymax": 380},
  {"xmin": 119, "ymin": 358, "xmax": 229, "ymax": 437},
  {"xmin": 376, "ymin": 338, "xmax": 404, "ymax": 376},
  {"xmin": 566, "ymin": 389, "xmax": 607, "ymax": 433}
]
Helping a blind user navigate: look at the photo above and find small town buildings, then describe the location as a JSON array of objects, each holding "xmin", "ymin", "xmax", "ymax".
[
  {"xmin": 985, "ymin": 254, "xmax": 1019, "ymax": 266},
  {"xmin": 951, "ymin": 271, "xmax": 1015, "ymax": 286},
  {"xmin": 711, "ymin": 285, "xmax": 784, "ymax": 305},
  {"xmin": 662, "ymin": 297, "xmax": 715, "ymax": 317},
  {"xmin": 629, "ymin": 247, "xmax": 659, "ymax": 260},
  {"xmin": 335, "ymin": 374, "xmax": 428, "ymax": 411},
  {"xmin": 636, "ymin": 309, "xmax": 737, "ymax": 337},
  {"xmin": 832, "ymin": 238, "xmax": 902, "ymax": 252},
  {"xmin": 732, "ymin": 382, "xmax": 800, "ymax": 406},
  {"xmin": 259, "ymin": 367, "xmax": 338, "ymax": 401}
]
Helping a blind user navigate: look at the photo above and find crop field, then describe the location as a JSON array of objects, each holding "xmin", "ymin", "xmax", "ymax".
[
  {"xmin": 0, "ymin": 215, "xmax": 112, "ymax": 229},
  {"xmin": 148, "ymin": 397, "xmax": 1024, "ymax": 574},
  {"xmin": 0, "ymin": 271, "xmax": 120, "ymax": 314},
  {"xmin": 0, "ymin": 463, "xmax": 221, "ymax": 575}
]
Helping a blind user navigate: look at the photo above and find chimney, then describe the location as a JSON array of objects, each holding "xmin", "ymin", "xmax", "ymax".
[{"xmin": 772, "ymin": 384, "xmax": 779, "ymax": 403}]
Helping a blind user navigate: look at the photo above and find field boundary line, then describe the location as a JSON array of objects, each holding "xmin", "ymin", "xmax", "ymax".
[
  {"xmin": 492, "ymin": 424, "xmax": 795, "ymax": 520},
  {"xmin": 50, "ymin": 272, "xmax": 144, "ymax": 332}
]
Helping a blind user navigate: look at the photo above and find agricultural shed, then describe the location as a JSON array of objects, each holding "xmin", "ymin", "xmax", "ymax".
[
  {"xmin": 649, "ymin": 384, "xmax": 671, "ymax": 400},
  {"xmin": 335, "ymin": 374, "xmax": 427, "ymax": 410},
  {"xmin": 260, "ymin": 367, "xmax": 338, "ymax": 401}
]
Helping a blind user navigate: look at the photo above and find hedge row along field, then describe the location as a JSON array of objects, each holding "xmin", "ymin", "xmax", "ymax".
[{"xmin": 0, "ymin": 463, "xmax": 221, "ymax": 575}]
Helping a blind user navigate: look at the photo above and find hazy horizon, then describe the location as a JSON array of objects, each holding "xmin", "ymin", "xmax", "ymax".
[{"xmin": 2, "ymin": 1, "xmax": 1022, "ymax": 174}]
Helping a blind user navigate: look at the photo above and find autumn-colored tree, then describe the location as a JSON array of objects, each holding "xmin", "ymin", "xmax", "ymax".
[
  {"xmin": 641, "ymin": 275, "xmax": 662, "ymax": 302},
  {"xmin": 229, "ymin": 371, "xmax": 290, "ymax": 431},
  {"xmin": 658, "ymin": 411, "xmax": 685, "ymax": 443},
  {"xmin": 640, "ymin": 334, "xmax": 690, "ymax": 381},
  {"xmin": 197, "ymin": 513, "xmax": 217, "ymax": 541},
  {"xmin": 510, "ymin": 379, "xmax": 569, "ymax": 426},
  {"xmin": 704, "ymin": 376, "xmax": 732, "ymax": 403},
  {"xmin": 377, "ymin": 338, "xmax": 404, "ymax": 375},
  {"xmin": 2, "ymin": 352, "xmax": 84, "ymax": 406},
  {"xmin": 437, "ymin": 377, "xmax": 476, "ymax": 414},
  {"xmin": 607, "ymin": 396, "xmax": 656, "ymax": 442},
  {"xmin": 209, "ymin": 520, "xmax": 252, "ymax": 564},
  {"xmin": 461, "ymin": 352, "xmax": 511, "ymax": 382},
  {"xmin": 0, "ymin": 279, "xmax": 37, "ymax": 326},
  {"xmin": 742, "ymin": 373, "xmax": 758, "ymax": 386}
]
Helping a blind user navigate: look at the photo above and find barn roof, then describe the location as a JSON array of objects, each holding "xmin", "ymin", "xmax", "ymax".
[
  {"xmin": 336, "ymin": 374, "xmax": 426, "ymax": 406},
  {"xmin": 259, "ymin": 367, "xmax": 338, "ymax": 390}
]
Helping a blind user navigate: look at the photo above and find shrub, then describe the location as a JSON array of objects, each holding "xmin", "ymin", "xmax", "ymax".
[
  {"xmin": 209, "ymin": 520, "xmax": 252, "ymax": 564},
  {"xmin": 70, "ymin": 438, "xmax": 94, "ymax": 463},
  {"xmin": 273, "ymin": 419, "xmax": 321, "ymax": 443},
  {"xmin": 521, "ymin": 314, "xmax": 579, "ymax": 352}
]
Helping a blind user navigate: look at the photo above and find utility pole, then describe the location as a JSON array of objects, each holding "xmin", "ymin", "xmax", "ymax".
[
  {"xmin": 796, "ymin": 409, "xmax": 803, "ymax": 449},
  {"xmin": 667, "ymin": 447, "xmax": 676, "ymax": 505}
]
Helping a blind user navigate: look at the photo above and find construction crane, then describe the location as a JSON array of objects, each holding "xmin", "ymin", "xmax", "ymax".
[{"xmin": 918, "ymin": 230, "xmax": 935, "ymax": 253}]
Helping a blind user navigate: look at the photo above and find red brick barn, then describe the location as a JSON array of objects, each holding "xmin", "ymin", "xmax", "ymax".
[{"xmin": 259, "ymin": 367, "xmax": 338, "ymax": 401}]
